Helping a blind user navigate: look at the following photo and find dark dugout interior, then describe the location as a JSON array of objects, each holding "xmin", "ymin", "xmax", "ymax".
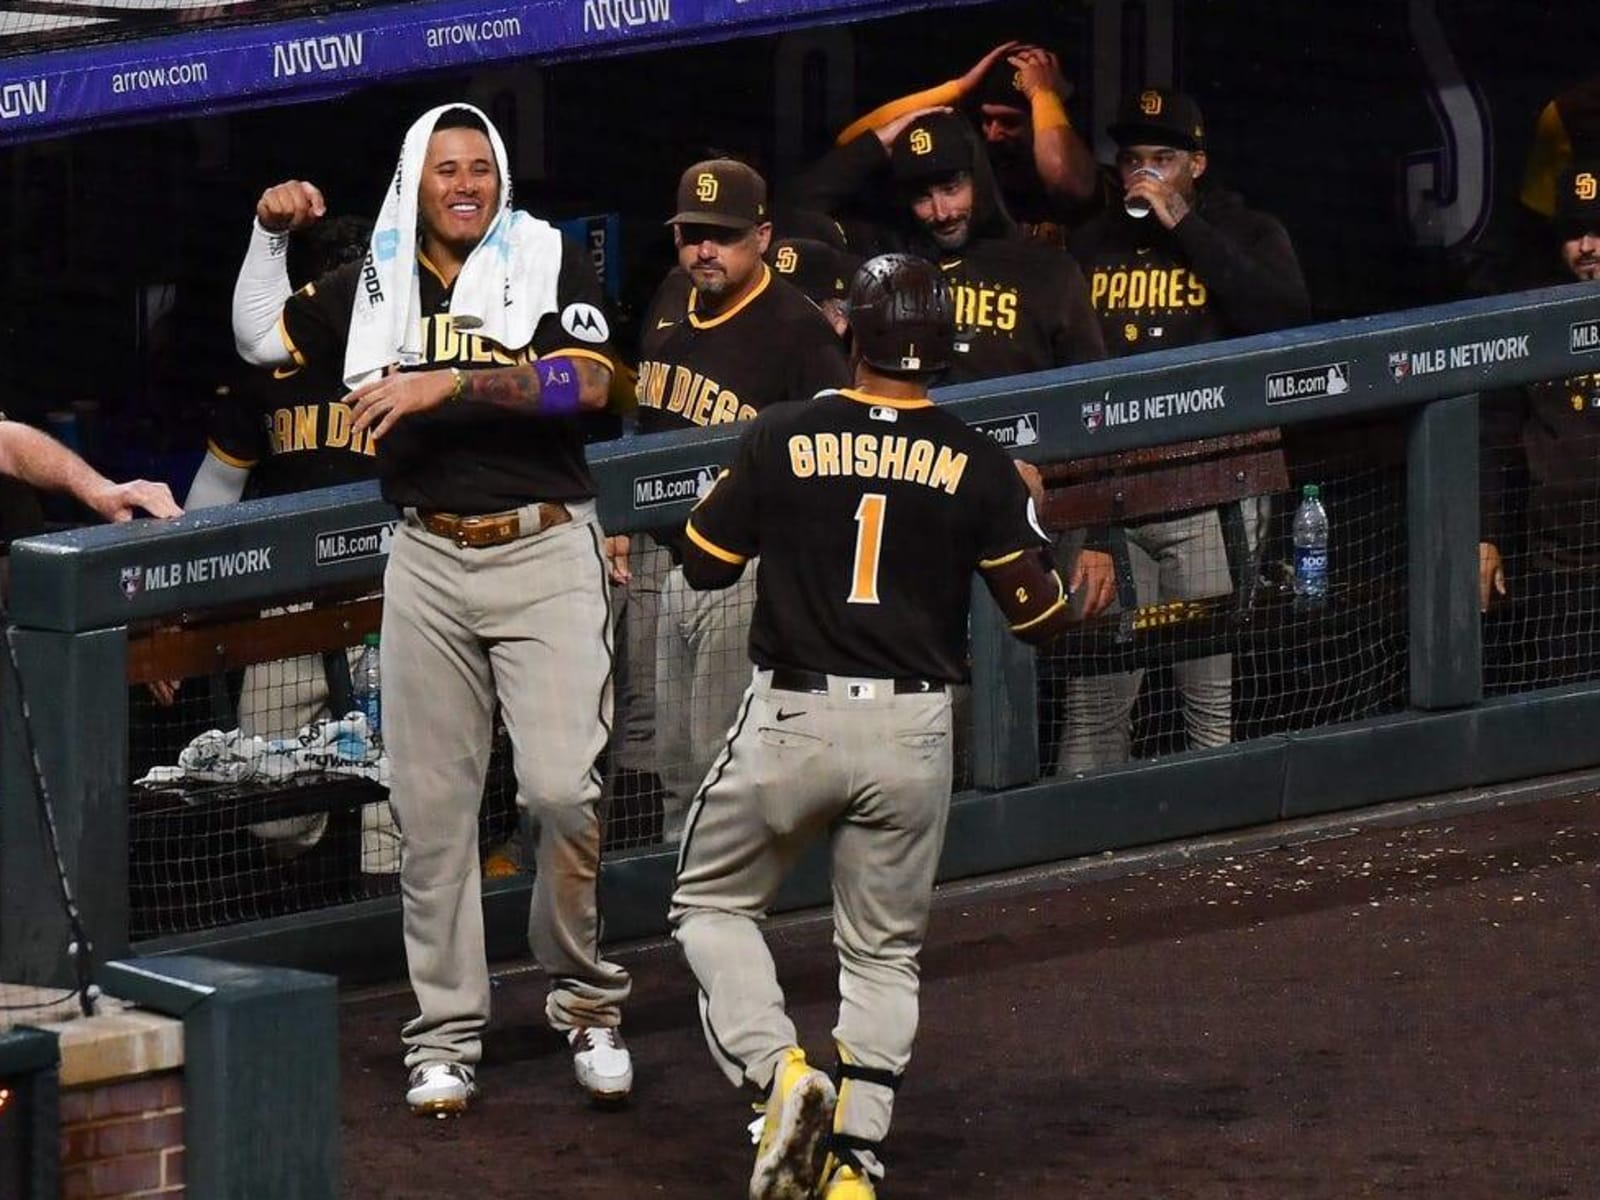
[{"xmin": 0, "ymin": 0, "xmax": 1591, "ymax": 494}]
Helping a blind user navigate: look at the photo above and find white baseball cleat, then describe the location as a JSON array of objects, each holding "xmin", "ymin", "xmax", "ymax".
[
  {"xmin": 570, "ymin": 1026, "xmax": 633, "ymax": 1105},
  {"xmin": 405, "ymin": 1061, "xmax": 477, "ymax": 1118}
]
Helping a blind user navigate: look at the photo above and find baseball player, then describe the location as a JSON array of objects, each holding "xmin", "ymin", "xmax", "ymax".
[
  {"xmin": 1061, "ymin": 88, "xmax": 1309, "ymax": 770},
  {"xmin": 790, "ymin": 110, "xmax": 1105, "ymax": 384},
  {"xmin": 230, "ymin": 103, "xmax": 632, "ymax": 1116},
  {"xmin": 188, "ymin": 217, "xmax": 398, "ymax": 867},
  {"xmin": 629, "ymin": 159, "xmax": 851, "ymax": 837},
  {"xmin": 766, "ymin": 235, "xmax": 861, "ymax": 340},
  {"xmin": 670, "ymin": 254, "xmax": 1078, "ymax": 1199}
]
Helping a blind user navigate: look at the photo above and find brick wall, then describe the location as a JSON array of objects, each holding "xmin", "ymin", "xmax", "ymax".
[{"xmin": 59, "ymin": 1071, "xmax": 185, "ymax": 1199}]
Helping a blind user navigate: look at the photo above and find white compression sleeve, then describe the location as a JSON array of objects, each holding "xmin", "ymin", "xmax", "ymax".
[
  {"xmin": 184, "ymin": 452, "xmax": 250, "ymax": 510},
  {"xmin": 232, "ymin": 220, "xmax": 295, "ymax": 367}
]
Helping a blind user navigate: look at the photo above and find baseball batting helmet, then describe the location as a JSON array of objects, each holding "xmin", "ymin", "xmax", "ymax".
[{"xmin": 848, "ymin": 253, "xmax": 955, "ymax": 374}]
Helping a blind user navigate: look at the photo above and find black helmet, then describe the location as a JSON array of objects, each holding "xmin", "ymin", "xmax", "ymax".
[{"xmin": 847, "ymin": 253, "xmax": 954, "ymax": 374}]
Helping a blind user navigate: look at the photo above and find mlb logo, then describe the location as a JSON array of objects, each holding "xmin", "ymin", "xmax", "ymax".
[
  {"xmin": 120, "ymin": 566, "xmax": 143, "ymax": 600},
  {"xmin": 1081, "ymin": 400, "xmax": 1104, "ymax": 431},
  {"xmin": 1388, "ymin": 352, "xmax": 1412, "ymax": 382}
]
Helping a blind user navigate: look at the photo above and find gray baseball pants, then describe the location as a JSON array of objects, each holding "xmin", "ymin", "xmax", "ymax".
[
  {"xmin": 656, "ymin": 562, "xmax": 759, "ymax": 837},
  {"xmin": 671, "ymin": 668, "xmax": 953, "ymax": 1167},
  {"xmin": 382, "ymin": 502, "xmax": 631, "ymax": 1071},
  {"xmin": 1055, "ymin": 505, "xmax": 1249, "ymax": 771}
]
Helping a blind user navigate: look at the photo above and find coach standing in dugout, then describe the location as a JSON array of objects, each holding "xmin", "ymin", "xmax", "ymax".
[
  {"xmin": 230, "ymin": 103, "xmax": 633, "ymax": 1117},
  {"xmin": 1058, "ymin": 88, "xmax": 1310, "ymax": 771},
  {"xmin": 627, "ymin": 159, "xmax": 850, "ymax": 838},
  {"xmin": 670, "ymin": 255, "xmax": 1080, "ymax": 1200}
]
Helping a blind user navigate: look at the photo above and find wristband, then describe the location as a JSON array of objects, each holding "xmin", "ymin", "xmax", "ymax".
[
  {"xmin": 537, "ymin": 356, "xmax": 583, "ymax": 416},
  {"xmin": 1030, "ymin": 91, "xmax": 1071, "ymax": 134}
]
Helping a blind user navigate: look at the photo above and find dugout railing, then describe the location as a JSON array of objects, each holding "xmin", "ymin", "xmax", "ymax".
[{"xmin": 4, "ymin": 282, "xmax": 1599, "ymax": 985}]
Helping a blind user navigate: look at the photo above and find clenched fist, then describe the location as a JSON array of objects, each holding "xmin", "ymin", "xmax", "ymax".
[{"xmin": 256, "ymin": 180, "xmax": 327, "ymax": 234}]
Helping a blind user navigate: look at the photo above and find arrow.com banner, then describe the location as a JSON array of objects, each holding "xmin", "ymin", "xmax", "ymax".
[{"xmin": 0, "ymin": 0, "xmax": 943, "ymax": 143}]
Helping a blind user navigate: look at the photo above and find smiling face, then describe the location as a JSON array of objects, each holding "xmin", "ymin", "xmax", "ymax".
[
  {"xmin": 417, "ymin": 126, "xmax": 499, "ymax": 267},
  {"xmin": 908, "ymin": 172, "xmax": 975, "ymax": 251}
]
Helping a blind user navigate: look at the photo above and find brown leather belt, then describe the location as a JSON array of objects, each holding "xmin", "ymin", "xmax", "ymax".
[{"xmin": 417, "ymin": 503, "xmax": 571, "ymax": 549}]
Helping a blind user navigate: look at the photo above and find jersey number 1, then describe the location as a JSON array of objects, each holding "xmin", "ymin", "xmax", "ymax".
[{"xmin": 848, "ymin": 493, "xmax": 886, "ymax": 605}]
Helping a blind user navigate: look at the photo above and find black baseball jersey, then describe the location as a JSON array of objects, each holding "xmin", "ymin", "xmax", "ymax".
[
  {"xmin": 1068, "ymin": 185, "xmax": 1310, "ymax": 355},
  {"xmin": 937, "ymin": 239, "xmax": 1105, "ymax": 384},
  {"xmin": 280, "ymin": 236, "xmax": 615, "ymax": 512},
  {"xmin": 635, "ymin": 265, "xmax": 850, "ymax": 434},
  {"xmin": 208, "ymin": 361, "xmax": 379, "ymax": 498},
  {"xmin": 684, "ymin": 388, "xmax": 1048, "ymax": 682}
]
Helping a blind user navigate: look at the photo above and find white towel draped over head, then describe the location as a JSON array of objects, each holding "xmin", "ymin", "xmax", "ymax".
[{"xmin": 342, "ymin": 101, "xmax": 564, "ymax": 389}]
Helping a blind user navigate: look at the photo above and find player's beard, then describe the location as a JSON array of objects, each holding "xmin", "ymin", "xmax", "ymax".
[
  {"xmin": 925, "ymin": 217, "xmax": 970, "ymax": 251},
  {"xmin": 1575, "ymin": 255, "xmax": 1600, "ymax": 281}
]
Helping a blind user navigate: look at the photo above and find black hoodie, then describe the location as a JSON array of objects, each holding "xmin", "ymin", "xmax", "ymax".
[
  {"xmin": 786, "ymin": 124, "xmax": 1105, "ymax": 380},
  {"xmin": 1068, "ymin": 182, "xmax": 1310, "ymax": 355}
]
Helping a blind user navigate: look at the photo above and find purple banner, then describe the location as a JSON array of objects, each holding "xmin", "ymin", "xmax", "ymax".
[{"xmin": 0, "ymin": 0, "xmax": 957, "ymax": 144}]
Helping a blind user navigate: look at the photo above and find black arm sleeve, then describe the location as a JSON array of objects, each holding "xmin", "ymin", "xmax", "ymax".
[{"xmin": 1171, "ymin": 209, "xmax": 1311, "ymax": 335}]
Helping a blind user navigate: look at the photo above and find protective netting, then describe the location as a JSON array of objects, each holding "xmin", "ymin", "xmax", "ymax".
[
  {"xmin": 0, "ymin": 1, "xmax": 323, "ymax": 57},
  {"xmin": 126, "ymin": 639, "xmax": 521, "ymax": 938},
  {"xmin": 1481, "ymin": 370, "xmax": 1600, "ymax": 695},
  {"xmin": 1039, "ymin": 418, "xmax": 1410, "ymax": 771}
]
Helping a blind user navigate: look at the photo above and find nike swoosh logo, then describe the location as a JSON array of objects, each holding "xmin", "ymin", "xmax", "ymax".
[
  {"xmin": 656, "ymin": 318, "xmax": 676, "ymax": 329},
  {"xmin": 272, "ymin": 366, "xmax": 300, "ymax": 379},
  {"xmin": 774, "ymin": 709, "xmax": 806, "ymax": 722},
  {"xmin": 1135, "ymin": 246, "xmax": 1152, "ymax": 256}
]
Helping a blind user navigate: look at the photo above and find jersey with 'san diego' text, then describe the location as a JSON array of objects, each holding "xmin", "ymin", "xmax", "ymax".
[
  {"xmin": 279, "ymin": 235, "xmax": 615, "ymax": 512},
  {"xmin": 208, "ymin": 360, "xmax": 379, "ymax": 498},
  {"xmin": 937, "ymin": 238, "xmax": 1105, "ymax": 384},
  {"xmin": 685, "ymin": 388, "xmax": 1048, "ymax": 682},
  {"xmin": 635, "ymin": 264, "xmax": 850, "ymax": 434}
]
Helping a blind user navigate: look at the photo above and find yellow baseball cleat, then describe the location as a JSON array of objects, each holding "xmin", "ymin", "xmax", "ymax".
[{"xmin": 749, "ymin": 1048, "xmax": 836, "ymax": 1200}]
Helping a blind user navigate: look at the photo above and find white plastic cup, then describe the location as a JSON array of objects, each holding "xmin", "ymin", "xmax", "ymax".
[{"xmin": 1123, "ymin": 166, "xmax": 1163, "ymax": 219}]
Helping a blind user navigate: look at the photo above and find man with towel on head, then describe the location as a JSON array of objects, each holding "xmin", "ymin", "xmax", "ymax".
[{"xmin": 230, "ymin": 103, "xmax": 633, "ymax": 1117}]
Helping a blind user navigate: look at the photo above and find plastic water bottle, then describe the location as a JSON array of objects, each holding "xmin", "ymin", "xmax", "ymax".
[
  {"xmin": 1292, "ymin": 484, "xmax": 1329, "ymax": 606},
  {"xmin": 355, "ymin": 633, "xmax": 382, "ymax": 745}
]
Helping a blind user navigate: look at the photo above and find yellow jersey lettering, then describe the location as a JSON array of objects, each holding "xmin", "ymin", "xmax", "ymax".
[
  {"xmin": 1106, "ymin": 272, "xmax": 1128, "ymax": 309},
  {"xmin": 1148, "ymin": 269, "xmax": 1169, "ymax": 308},
  {"xmin": 666, "ymin": 366, "xmax": 694, "ymax": 415},
  {"xmin": 710, "ymin": 389, "xmax": 742, "ymax": 424},
  {"xmin": 878, "ymin": 434, "xmax": 907, "ymax": 480},
  {"xmin": 904, "ymin": 438, "xmax": 935, "ymax": 486},
  {"xmin": 1126, "ymin": 269, "xmax": 1149, "ymax": 310},
  {"xmin": 688, "ymin": 376, "xmax": 720, "ymax": 426},
  {"xmin": 325, "ymin": 402, "xmax": 353, "ymax": 449},
  {"xmin": 294, "ymin": 405, "xmax": 318, "ymax": 452},
  {"xmin": 814, "ymin": 432, "xmax": 841, "ymax": 476},
  {"xmin": 789, "ymin": 435, "xmax": 815, "ymax": 478},
  {"xmin": 996, "ymin": 292, "xmax": 1018, "ymax": 331},
  {"xmin": 433, "ymin": 316, "xmax": 461, "ymax": 363},
  {"xmin": 853, "ymin": 432, "xmax": 879, "ymax": 477},
  {"xmin": 1187, "ymin": 274, "xmax": 1208, "ymax": 306},
  {"xmin": 271, "ymin": 408, "xmax": 293, "ymax": 455},
  {"xmin": 1090, "ymin": 271, "xmax": 1108, "ymax": 308},
  {"xmin": 928, "ymin": 446, "xmax": 969, "ymax": 494}
]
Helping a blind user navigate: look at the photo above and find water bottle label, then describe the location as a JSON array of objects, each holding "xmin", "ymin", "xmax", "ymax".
[
  {"xmin": 359, "ymin": 693, "xmax": 382, "ymax": 736},
  {"xmin": 1294, "ymin": 548, "xmax": 1328, "ymax": 595}
]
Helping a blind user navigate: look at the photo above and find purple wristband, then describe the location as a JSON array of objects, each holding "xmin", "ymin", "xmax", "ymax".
[{"xmin": 537, "ymin": 356, "xmax": 583, "ymax": 416}]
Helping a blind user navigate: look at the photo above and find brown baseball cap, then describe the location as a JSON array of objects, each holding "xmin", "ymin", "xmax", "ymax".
[
  {"xmin": 667, "ymin": 159, "xmax": 769, "ymax": 229},
  {"xmin": 1109, "ymin": 87, "xmax": 1206, "ymax": 152}
]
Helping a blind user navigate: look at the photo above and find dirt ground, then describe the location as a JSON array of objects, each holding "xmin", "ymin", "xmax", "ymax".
[{"xmin": 339, "ymin": 785, "xmax": 1600, "ymax": 1199}]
